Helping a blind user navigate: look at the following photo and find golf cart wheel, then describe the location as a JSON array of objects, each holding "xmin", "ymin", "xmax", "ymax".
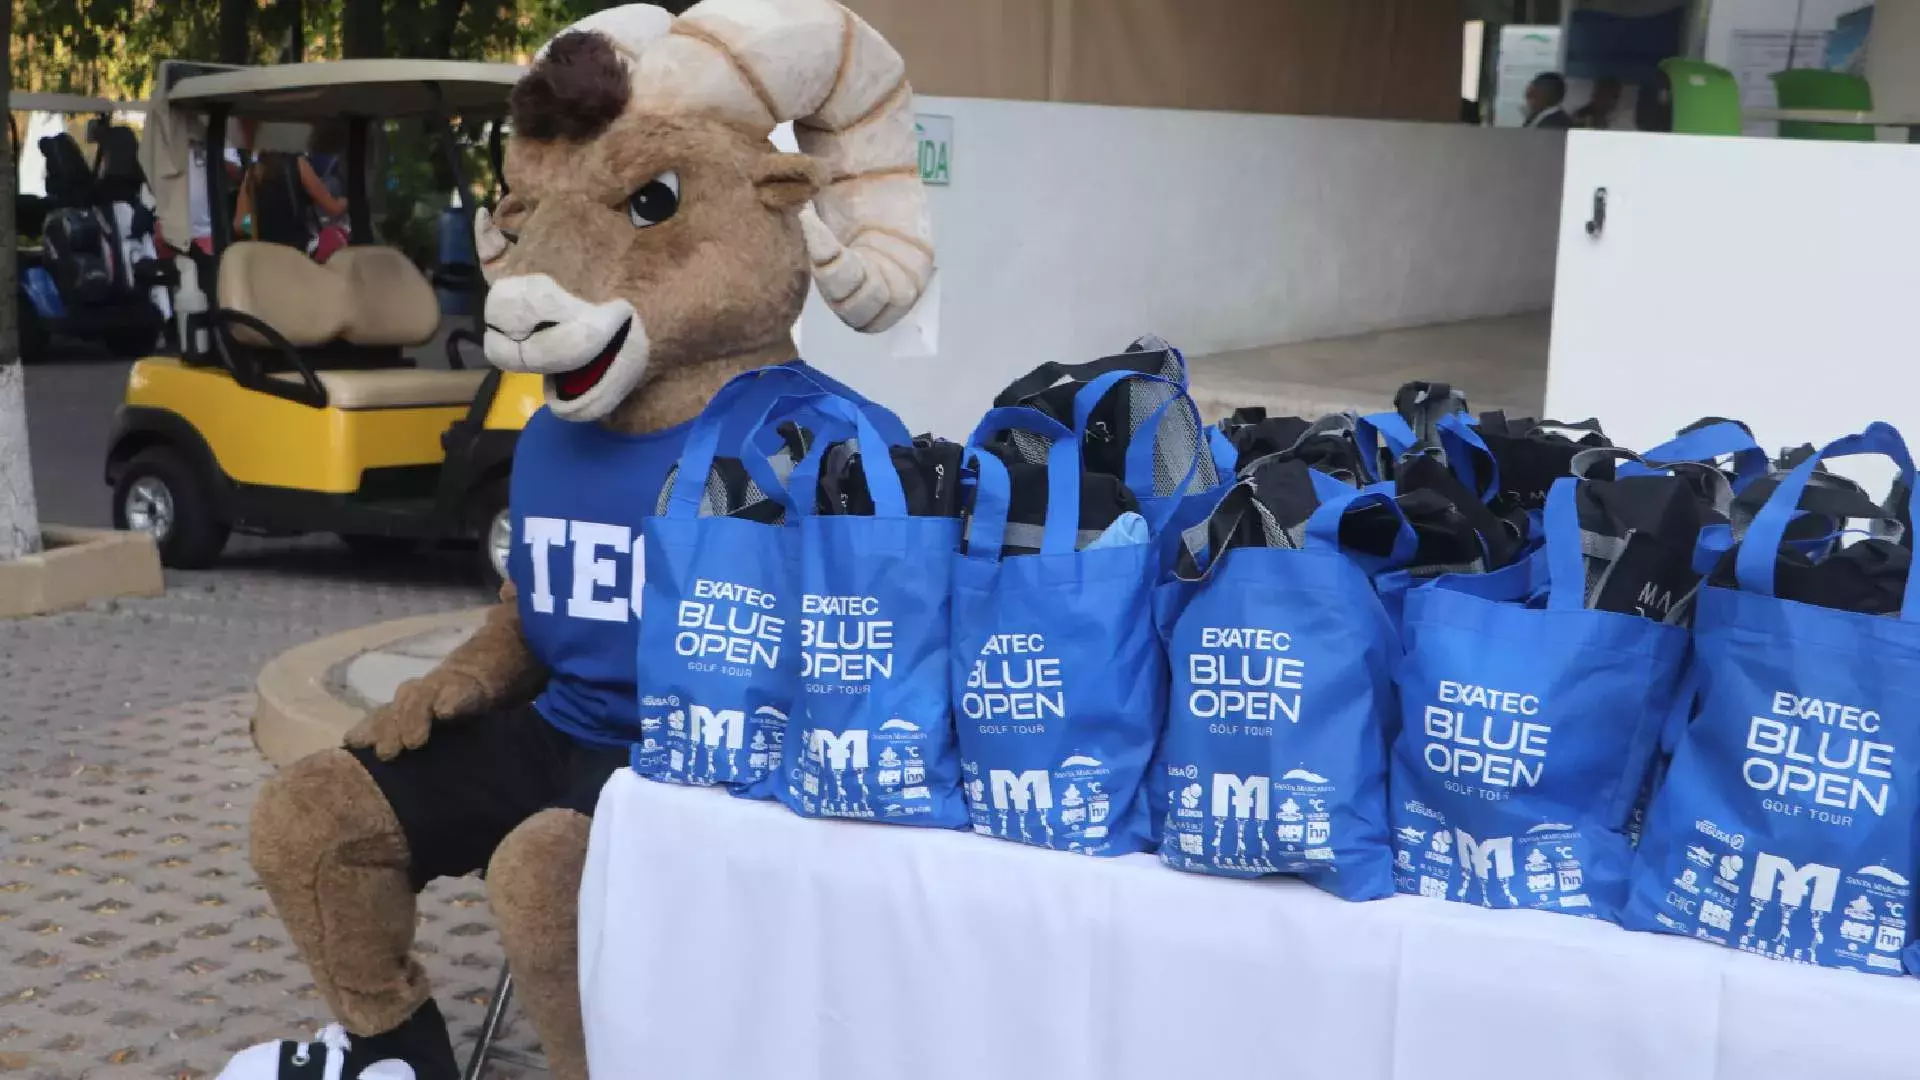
[
  {"xmin": 112, "ymin": 447, "xmax": 229, "ymax": 569},
  {"xmin": 471, "ymin": 478, "xmax": 510, "ymax": 593},
  {"xmin": 337, "ymin": 534, "xmax": 419, "ymax": 558}
]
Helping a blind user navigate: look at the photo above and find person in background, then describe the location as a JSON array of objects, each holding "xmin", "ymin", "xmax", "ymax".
[
  {"xmin": 182, "ymin": 142, "xmax": 243, "ymax": 255},
  {"xmin": 1523, "ymin": 72, "xmax": 1573, "ymax": 129},
  {"xmin": 234, "ymin": 146, "xmax": 348, "ymax": 252},
  {"xmin": 1635, "ymin": 73, "xmax": 1674, "ymax": 133},
  {"xmin": 1574, "ymin": 76, "xmax": 1626, "ymax": 129},
  {"xmin": 306, "ymin": 124, "xmax": 353, "ymax": 261}
]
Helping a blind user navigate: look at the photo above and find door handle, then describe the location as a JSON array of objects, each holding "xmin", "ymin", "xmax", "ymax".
[{"xmin": 1585, "ymin": 187, "xmax": 1607, "ymax": 238}]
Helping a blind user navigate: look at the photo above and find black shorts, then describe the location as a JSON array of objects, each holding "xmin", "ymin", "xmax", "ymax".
[{"xmin": 351, "ymin": 703, "xmax": 626, "ymax": 891}]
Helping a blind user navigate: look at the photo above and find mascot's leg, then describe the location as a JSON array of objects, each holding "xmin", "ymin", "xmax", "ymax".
[
  {"xmin": 488, "ymin": 808, "xmax": 593, "ymax": 1080},
  {"xmin": 250, "ymin": 749, "xmax": 456, "ymax": 1070}
]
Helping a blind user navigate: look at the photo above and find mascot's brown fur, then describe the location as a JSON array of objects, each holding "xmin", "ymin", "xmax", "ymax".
[{"xmin": 250, "ymin": 2, "xmax": 931, "ymax": 1076}]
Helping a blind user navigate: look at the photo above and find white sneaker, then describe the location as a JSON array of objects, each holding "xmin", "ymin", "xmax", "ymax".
[{"xmin": 215, "ymin": 1024, "xmax": 418, "ymax": 1080}]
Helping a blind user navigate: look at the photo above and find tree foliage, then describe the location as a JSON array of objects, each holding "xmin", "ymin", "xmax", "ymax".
[{"xmin": 9, "ymin": 0, "xmax": 645, "ymax": 99}]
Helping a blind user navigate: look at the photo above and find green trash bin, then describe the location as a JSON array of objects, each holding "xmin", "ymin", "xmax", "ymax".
[
  {"xmin": 1660, "ymin": 58, "xmax": 1743, "ymax": 136},
  {"xmin": 1772, "ymin": 68, "xmax": 1875, "ymax": 142}
]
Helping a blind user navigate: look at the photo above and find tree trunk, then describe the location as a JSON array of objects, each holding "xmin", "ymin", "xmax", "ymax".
[
  {"xmin": 0, "ymin": 0, "xmax": 41, "ymax": 562},
  {"xmin": 281, "ymin": 0, "xmax": 305, "ymax": 62},
  {"xmin": 218, "ymin": 0, "xmax": 252, "ymax": 65},
  {"xmin": 343, "ymin": 0, "xmax": 387, "ymax": 59},
  {"xmin": 427, "ymin": 0, "xmax": 467, "ymax": 58}
]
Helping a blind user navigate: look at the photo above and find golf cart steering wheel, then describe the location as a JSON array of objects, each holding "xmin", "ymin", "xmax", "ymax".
[
  {"xmin": 445, "ymin": 327, "xmax": 483, "ymax": 371},
  {"xmin": 207, "ymin": 308, "xmax": 328, "ymax": 408}
]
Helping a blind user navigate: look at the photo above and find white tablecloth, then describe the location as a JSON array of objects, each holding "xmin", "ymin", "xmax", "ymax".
[{"xmin": 579, "ymin": 770, "xmax": 1920, "ymax": 1080}]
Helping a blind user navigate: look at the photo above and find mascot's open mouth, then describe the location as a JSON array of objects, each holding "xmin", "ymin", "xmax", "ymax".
[{"xmin": 553, "ymin": 319, "xmax": 632, "ymax": 401}]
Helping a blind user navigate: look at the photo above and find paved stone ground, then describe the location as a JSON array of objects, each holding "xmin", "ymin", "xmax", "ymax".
[{"xmin": 0, "ymin": 543, "xmax": 548, "ymax": 1079}]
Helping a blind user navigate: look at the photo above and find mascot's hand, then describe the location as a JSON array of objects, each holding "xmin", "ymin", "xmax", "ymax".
[{"xmin": 343, "ymin": 670, "xmax": 490, "ymax": 761}]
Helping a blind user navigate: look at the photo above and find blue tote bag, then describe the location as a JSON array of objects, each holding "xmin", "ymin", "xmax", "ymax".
[
  {"xmin": 764, "ymin": 396, "xmax": 969, "ymax": 827},
  {"xmin": 1389, "ymin": 477, "xmax": 1690, "ymax": 921},
  {"xmin": 951, "ymin": 409, "xmax": 1162, "ymax": 855},
  {"xmin": 1626, "ymin": 423, "xmax": 1920, "ymax": 975},
  {"xmin": 631, "ymin": 372, "xmax": 858, "ymax": 797},
  {"xmin": 1153, "ymin": 481, "xmax": 1411, "ymax": 900}
]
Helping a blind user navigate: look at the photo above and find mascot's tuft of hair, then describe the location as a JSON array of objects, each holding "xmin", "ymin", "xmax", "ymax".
[{"xmin": 477, "ymin": 0, "xmax": 934, "ymax": 423}]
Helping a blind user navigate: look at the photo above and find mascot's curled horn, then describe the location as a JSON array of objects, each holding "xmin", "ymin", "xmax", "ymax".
[{"xmin": 242, "ymin": 2, "xmax": 931, "ymax": 1078}]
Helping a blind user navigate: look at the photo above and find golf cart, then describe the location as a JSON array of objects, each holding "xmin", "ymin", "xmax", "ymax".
[
  {"xmin": 10, "ymin": 92, "xmax": 169, "ymax": 361},
  {"xmin": 102, "ymin": 59, "xmax": 542, "ymax": 585}
]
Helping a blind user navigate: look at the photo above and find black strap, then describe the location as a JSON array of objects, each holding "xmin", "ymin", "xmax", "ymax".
[
  {"xmin": 992, "ymin": 348, "xmax": 1178, "ymax": 409},
  {"xmin": 1392, "ymin": 382, "xmax": 1470, "ymax": 453},
  {"xmin": 277, "ymin": 1041, "xmax": 330, "ymax": 1078},
  {"xmin": 1177, "ymin": 478, "xmax": 1291, "ymax": 581}
]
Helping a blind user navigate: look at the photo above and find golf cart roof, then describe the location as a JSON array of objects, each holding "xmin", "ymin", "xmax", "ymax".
[
  {"xmin": 167, "ymin": 60, "xmax": 524, "ymax": 120},
  {"xmin": 13, "ymin": 92, "xmax": 147, "ymax": 114}
]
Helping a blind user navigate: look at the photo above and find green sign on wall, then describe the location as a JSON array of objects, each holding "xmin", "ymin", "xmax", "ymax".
[{"xmin": 915, "ymin": 114, "xmax": 952, "ymax": 186}]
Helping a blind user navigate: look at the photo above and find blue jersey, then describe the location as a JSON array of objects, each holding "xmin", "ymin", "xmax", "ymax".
[{"xmin": 508, "ymin": 361, "xmax": 864, "ymax": 748}]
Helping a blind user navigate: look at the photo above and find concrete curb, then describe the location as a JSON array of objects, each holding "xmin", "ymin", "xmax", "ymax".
[
  {"xmin": 252, "ymin": 608, "xmax": 488, "ymax": 768},
  {"xmin": 0, "ymin": 525, "xmax": 164, "ymax": 618}
]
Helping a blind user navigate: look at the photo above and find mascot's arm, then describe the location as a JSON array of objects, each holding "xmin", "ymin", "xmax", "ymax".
[{"xmin": 343, "ymin": 582, "xmax": 548, "ymax": 760}]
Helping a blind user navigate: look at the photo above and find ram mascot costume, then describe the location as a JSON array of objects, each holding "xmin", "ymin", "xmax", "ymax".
[{"xmin": 239, "ymin": 1, "xmax": 931, "ymax": 1076}]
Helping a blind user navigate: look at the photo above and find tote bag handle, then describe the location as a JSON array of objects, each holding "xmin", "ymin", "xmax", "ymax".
[
  {"xmin": 1640, "ymin": 420, "xmax": 1768, "ymax": 490},
  {"xmin": 1569, "ymin": 445, "xmax": 1738, "ymax": 520},
  {"xmin": 1735, "ymin": 421, "xmax": 1920, "ymax": 619},
  {"xmin": 739, "ymin": 394, "xmax": 910, "ymax": 520},
  {"xmin": 1359, "ymin": 409, "xmax": 1500, "ymax": 503},
  {"xmin": 1070, "ymin": 368, "xmax": 1205, "ymax": 503},
  {"xmin": 964, "ymin": 408, "xmax": 1082, "ymax": 559},
  {"xmin": 1178, "ymin": 481, "xmax": 1417, "ymax": 582},
  {"xmin": 661, "ymin": 364, "xmax": 903, "ymax": 519},
  {"xmin": 1304, "ymin": 483, "xmax": 1419, "ymax": 566}
]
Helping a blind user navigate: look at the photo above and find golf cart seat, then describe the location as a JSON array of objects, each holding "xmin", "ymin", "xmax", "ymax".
[
  {"xmin": 328, "ymin": 245, "xmax": 442, "ymax": 347},
  {"xmin": 219, "ymin": 241, "xmax": 486, "ymax": 410},
  {"xmin": 268, "ymin": 367, "xmax": 489, "ymax": 410},
  {"xmin": 220, "ymin": 240, "xmax": 353, "ymax": 346}
]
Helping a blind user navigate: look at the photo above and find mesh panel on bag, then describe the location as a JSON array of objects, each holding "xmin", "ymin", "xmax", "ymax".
[
  {"xmin": 654, "ymin": 458, "xmax": 783, "ymax": 521},
  {"xmin": 1004, "ymin": 428, "xmax": 1052, "ymax": 466},
  {"xmin": 1120, "ymin": 376, "xmax": 1218, "ymax": 497}
]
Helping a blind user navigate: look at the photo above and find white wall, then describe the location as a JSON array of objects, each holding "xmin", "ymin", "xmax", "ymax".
[
  {"xmin": 801, "ymin": 96, "xmax": 1567, "ymax": 439},
  {"xmin": 1545, "ymin": 129, "xmax": 1920, "ymax": 493}
]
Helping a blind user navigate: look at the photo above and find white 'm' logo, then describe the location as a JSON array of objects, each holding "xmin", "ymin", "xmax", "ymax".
[
  {"xmin": 1210, "ymin": 774, "xmax": 1270, "ymax": 820},
  {"xmin": 1751, "ymin": 853, "xmax": 1840, "ymax": 913},
  {"xmin": 1456, "ymin": 830, "xmax": 1515, "ymax": 881},
  {"xmin": 808, "ymin": 728, "xmax": 869, "ymax": 771},
  {"xmin": 688, "ymin": 705, "xmax": 745, "ymax": 750},
  {"xmin": 989, "ymin": 769, "xmax": 1052, "ymax": 811}
]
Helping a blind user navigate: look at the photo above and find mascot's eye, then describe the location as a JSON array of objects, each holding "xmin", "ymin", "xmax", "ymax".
[{"xmin": 627, "ymin": 171, "xmax": 681, "ymax": 227}]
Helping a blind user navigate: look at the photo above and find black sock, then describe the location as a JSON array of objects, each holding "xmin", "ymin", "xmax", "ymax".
[{"xmin": 347, "ymin": 998, "xmax": 460, "ymax": 1080}]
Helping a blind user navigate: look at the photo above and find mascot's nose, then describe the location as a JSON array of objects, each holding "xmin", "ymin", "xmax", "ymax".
[{"xmin": 486, "ymin": 320, "xmax": 560, "ymax": 343}]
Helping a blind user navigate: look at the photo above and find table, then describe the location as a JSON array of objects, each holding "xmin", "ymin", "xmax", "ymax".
[{"xmin": 578, "ymin": 769, "xmax": 1920, "ymax": 1080}]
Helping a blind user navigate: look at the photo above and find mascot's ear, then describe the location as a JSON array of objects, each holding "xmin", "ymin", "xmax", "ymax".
[{"xmin": 754, "ymin": 152, "xmax": 825, "ymax": 212}]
